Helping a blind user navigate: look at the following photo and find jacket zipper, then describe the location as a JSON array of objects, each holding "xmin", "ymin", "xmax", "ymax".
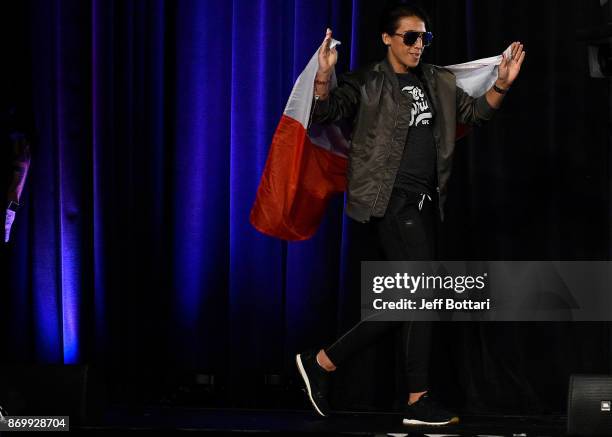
[
  {"xmin": 428, "ymin": 69, "xmax": 442, "ymax": 214},
  {"xmin": 307, "ymin": 95, "xmax": 319, "ymax": 130},
  {"xmin": 371, "ymin": 100, "xmax": 401, "ymax": 215},
  {"xmin": 434, "ymin": 134, "xmax": 441, "ymax": 206}
]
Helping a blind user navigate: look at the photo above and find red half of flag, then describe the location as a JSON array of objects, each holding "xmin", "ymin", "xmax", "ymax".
[{"xmin": 250, "ymin": 115, "xmax": 347, "ymax": 241}]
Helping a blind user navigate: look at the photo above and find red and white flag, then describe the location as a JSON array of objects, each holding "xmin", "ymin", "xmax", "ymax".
[{"xmin": 250, "ymin": 40, "xmax": 510, "ymax": 241}]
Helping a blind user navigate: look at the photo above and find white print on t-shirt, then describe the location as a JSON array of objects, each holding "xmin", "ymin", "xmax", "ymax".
[{"xmin": 402, "ymin": 85, "xmax": 433, "ymax": 127}]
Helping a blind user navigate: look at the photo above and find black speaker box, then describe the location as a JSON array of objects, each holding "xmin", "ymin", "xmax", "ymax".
[
  {"xmin": 568, "ymin": 374, "xmax": 612, "ymax": 436},
  {"xmin": 0, "ymin": 364, "xmax": 106, "ymax": 425}
]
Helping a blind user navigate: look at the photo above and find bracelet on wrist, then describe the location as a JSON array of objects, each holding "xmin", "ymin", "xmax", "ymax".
[{"xmin": 493, "ymin": 83, "xmax": 509, "ymax": 94}]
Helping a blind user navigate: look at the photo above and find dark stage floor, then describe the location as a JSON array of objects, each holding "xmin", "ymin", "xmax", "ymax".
[{"xmin": 74, "ymin": 406, "xmax": 569, "ymax": 436}]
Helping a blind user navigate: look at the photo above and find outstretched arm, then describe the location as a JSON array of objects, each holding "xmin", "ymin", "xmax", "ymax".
[
  {"xmin": 456, "ymin": 41, "xmax": 526, "ymax": 126},
  {"xmin": 314, "ymin": 28, "xmax": 337, "ymax": 100},
  {"xmin": 7, "ymin": 134, "xmax": 31, "ymax": 205},
  {"xmin": 5, "ymin": 134, "xmax": 30, "ymax": 243},
  {"xmin": 310, "ymin": 29, "xmax": 360, "ymax": 125},
  {"xmin": 484, "ymin": 41, "xmax": 526, "ymax": 109}
]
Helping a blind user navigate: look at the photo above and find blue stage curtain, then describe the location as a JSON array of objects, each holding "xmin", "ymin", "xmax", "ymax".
[{"xmin": 13, "ymin": 0, "xmax": 362, "ymax": 388}]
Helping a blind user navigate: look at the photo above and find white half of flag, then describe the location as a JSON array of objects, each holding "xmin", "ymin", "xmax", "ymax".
[{"xmin": 286, "ymin": 40, "xmax": 512, "ymax": 158}]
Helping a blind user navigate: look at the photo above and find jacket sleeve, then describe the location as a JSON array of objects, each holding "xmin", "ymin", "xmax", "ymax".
[
  {"xmin": 310, "ymin": 70, "xmax": 361, "ymax": 125},
  {"xmin": 455, "ymin": 84, "xmax": 497, "ymax": 126}
]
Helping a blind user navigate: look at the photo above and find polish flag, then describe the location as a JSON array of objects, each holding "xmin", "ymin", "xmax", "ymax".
[{"xmin": 250, "ymin": 40, "xmax": 509, "ymax": 241}]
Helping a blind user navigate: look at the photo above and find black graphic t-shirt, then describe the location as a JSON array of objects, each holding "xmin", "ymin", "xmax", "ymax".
[{"xmin": 393, "ymin": 71, "xmax": 437, "ymax": 196}]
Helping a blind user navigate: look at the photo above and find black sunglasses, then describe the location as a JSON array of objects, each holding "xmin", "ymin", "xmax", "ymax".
[{"xmin": 394, "ymin": 31, "xmax": 434, "ymax": 47}]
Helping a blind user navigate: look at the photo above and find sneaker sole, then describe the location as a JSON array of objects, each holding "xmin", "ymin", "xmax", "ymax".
[
  {"xmin": 402, "ymin": 416, "xmax": 460, "ymax": 426},
  {"xmin": 295, "ymin": 354, "xmax": 327, "ymax": 417}
]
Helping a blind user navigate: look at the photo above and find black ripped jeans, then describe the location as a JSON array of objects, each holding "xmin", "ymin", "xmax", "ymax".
[{"xmin": 325, "ymin": 187, "xmax": 438, "ymax": 394}]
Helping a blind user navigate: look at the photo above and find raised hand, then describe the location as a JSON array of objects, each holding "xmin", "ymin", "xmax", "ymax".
[
  {"xmin": 318, "ymin": 28, "xmax": 338, "ymax": 75},
  {"xmin": 497, "ymin": 41, "xmax": 525, "ymax": 88}
]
